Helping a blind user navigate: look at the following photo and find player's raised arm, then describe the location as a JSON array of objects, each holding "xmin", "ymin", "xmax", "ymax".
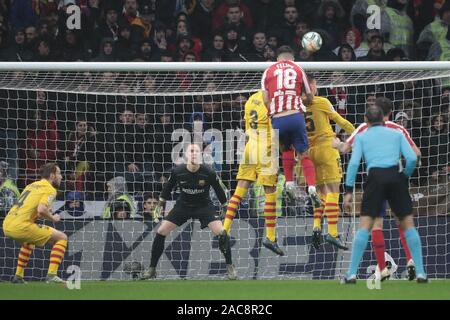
[{"xmin": 159, "ymin": 169, "xmax": 177, "ymax": 202}]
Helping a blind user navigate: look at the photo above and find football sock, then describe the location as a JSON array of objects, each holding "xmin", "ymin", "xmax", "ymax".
[
  {"xmin": 264, "ymin": 192, "xmax": 277, "ymax": 242},
  {"xmin": 281, "ymin": 150, "xmax": 295, "ymax": 182},
  {"xmin": 47, "ymin": 240, "xmax": 67, "ymax": 276},
  {"xmin": 371, "ymin": 228, "xmax": 386, "ymax": 270},
  {"xmin": 300, "ymin": 156, "xmax": 316, "ymax": 187},
  {"xmin": 325, "ymin": 192, "xmax": 339, "ymax": 237},
  {"xmin": 224, "ymin": 187, "xmax": 247, "ymax": 234},
  {"xmin": 404, "ymin": 228, "xmax": 425, "ymax": 275},
  {"xmin": 347, "ymin": 228, "xmax": 370, "ymax": 277},
  {"xmin": 150, "ymin": 233, "xmax": 166, "ymax": 268},
  {"xmin": 313, "ymin": 193, "xmax": 326, "ymax": 230},
  {"xmin": 15, "ymin": 243, "xmax": 35, "ymax": 278},
  {"xmin": 398, "ymin": 225, "xmax": 413, "ymax": 262}
]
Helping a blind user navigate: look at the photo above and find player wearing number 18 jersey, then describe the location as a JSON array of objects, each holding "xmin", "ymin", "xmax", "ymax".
[
  {"xmin": 261, "ymin": 45, "xmax": 321, "ymax": 208},
  {"xmin": 223, "ymin": 91, "xmax": 284, "ymax": 255}
]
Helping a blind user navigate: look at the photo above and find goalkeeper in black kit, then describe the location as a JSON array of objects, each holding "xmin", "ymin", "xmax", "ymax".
[{"xmin": 141, "ymin": 143, "xmax": 236, "ymax": 280}]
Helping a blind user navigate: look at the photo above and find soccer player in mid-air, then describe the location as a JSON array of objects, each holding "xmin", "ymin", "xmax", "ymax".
[
  {"xmin": 261, "ymin": 45, "xmax": 321, "ymax": 208},
  {"xmin": 341, "ymin": 105, "xmax": 427, "ymax": 284},
  {"xmin": 302, "ymin": 74, "xmax": 355, "ymax": 250},
  {"xmin": 141, "ymin": 143, "xmax": 236, "ymax": 280},
  {"xmin": 333, "ymin": 97, "xmax": 420, "ymax": 280},
  {"xmin": 223, "ymin": 90, "xmax": 284, "ymax": 255},
  {"xmin": 3, "ymin": 163, "xmax": 67, "ymax": 283}
]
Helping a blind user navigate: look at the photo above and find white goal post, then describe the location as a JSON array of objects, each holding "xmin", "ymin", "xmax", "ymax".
[{"xmin": 0, "ymin": 61, "xmax": 448, "ymax": 281}]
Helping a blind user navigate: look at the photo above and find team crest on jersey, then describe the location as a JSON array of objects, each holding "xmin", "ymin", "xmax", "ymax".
[{"xmin": 198, "ymin": 180, "xmax": 206, "ymax": 186}]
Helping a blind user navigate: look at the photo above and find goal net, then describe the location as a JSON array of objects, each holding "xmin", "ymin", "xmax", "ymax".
[{"xmin": 0, "ymin": 62, "xmax": 448, "ymax": 281}]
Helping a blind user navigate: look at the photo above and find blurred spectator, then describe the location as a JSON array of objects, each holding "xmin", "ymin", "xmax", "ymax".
[
  {"xmin": 334, "ymin": 27, "xmax": 364, "ymax": 58},
  {"xmin": 427, "ymin": 25, "xmax": 450, "ymax": 62},
  {"xmin": 24, "ymin": 25, "xmax": 38, "ymax": 47},
  {"xmin": 122, "ymin": 0, "xmax": 144, "ymax": 28},
  {"xmin": 267, "ymin": 31, "xmax": 281, "ymax": 49},
  {"xmin": 54, "ymin": 191, "xmax": 85, "ymax": 217},
  {"xmin": 357, "ymin": 35, "xmax": 386, "ymax": 61},
  {"xmin": 263, "ymin": 44, "xmax": 276, "ymax": 61},
  {"xmin": 394, "ymin": 111, "xmax": 411, "ymax": 131},
  {"xmin": 217, "ymin": 4, "xmax": 249, "ymax": 42},
  {"xmin": 60, "ymin": 29, "xmax": 89, "ymax": 61},
  {"xmin": 33, "ymin": 37, "xmax": 54, "ymax": 61},
  {"xmin": 160, "ymin": 49, "xmax": 174, "ymax": 62},
  {"xmin": 212, "ymin": 0, "xmax": 253, "ymax": 30},
  {"xmin": 190, "ymin": 0, "xmax": 215, "ymax": 41},
  {"xmin": 96, "ymin": 7, "xmax": 120, "ymax": 42},
  {"xmin": 102, "ymin": 176, "xmax": 137, "ymax": 219},
  {"xmin": 91, "ymin": 37, "xmax": 116, "ymax": 61},
  {"xmin": 130, "ymin": 4, "xmax": 155, "ymax": 45},
  {"xmin": 0, "ymin": 161, "xmax": 20, "ymax": 216},
  {"xmin": 203, "ymin": 32, "xmax": 225, "ymax": 61},
  {"xmin": 386, "ymin": 47, "xmax": 407, "ymax": 60},
  {"xmin": 291, "ymin": 19, "xmax": 310, "ymax": 50},
  {"xmin": 183, "ymin": 50, "xmax": 198, "ymax": 62},
  {"xmin": 275, "ymin": 5, "xmax": 299, "ymax": 46},
  {"xmin": 315, "ymin": 0, "xmax": 346, "ymax": 50},
  {"xmin": 384, "ymin": 0, "xmax": 414, "ymax": 58},
  {"xmin": 337, "ymin": 43, "xmax": 357, "ymax": 61},
  {"xmin": 116, "ymin": 24, "xmax": 136, "ymax": 61},
  {"xmin": 9, "ymin": 0, "xmax": 37, "ymax": 30},
  {"xmin": 245, "ymin": 31, "xmax": 267, "ymax": 61},
  {"xmin": 2, "ymin": 28, "xmax": 33, "ymax": 61},
  {"xmin": 137, "ymin": 39, "xmax": 159, "ymax": 61},
  {"xmin": 151, "ymin": 108, "xmax": 178, "ymax": 177},
  {"xmin": 153, "ymin": 22, "xmax": 168, "ymax": 51},
  {"xmin": 222, "ymin": 23, "xmax": 246, "ymax": 61},
  {"xmin": 173, "ymin": 33, "xmax": 193, "ymax": 61},
  {"xmin": 60, "ymin": 117, "xmax": 97, "ymax": 194},
  {"xmin": 417, "ymin": 1, "xmax": 450, "ymax": 48},
  {"xmin": 141, "ymin": 192, "xmax": 159, "ymax": 220},
  {"xmin": 420, "ymin": 114, "xmax": 449, "ymax": 179},
  {"xmin": 23, "ymin": 108, "xmax": 58, "ymax": 186}
]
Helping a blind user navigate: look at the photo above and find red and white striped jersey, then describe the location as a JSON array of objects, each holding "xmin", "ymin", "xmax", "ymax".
[
  {"xmin": 346, "ymin": 121, "xmax": 415, "ymax": 147},
  {"xmin": 261, "ymin": 60, "xmax": 311, "ymax": 116}
]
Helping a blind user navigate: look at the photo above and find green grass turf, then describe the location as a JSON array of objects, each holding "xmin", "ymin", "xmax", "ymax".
[{"xmin": 0, "ymin": 280, "xmax": 449, "ymax": 300}]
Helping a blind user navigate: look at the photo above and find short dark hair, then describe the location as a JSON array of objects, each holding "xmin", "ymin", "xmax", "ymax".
[
  {"xmin": 370, "ymin": 35, "xmax": 384, "ymax": 43},
  {"xmin": 144, "ymin": 192, "xmax": 159, "ymax": 202},
  {"xmin": 276, "ymin": 45, "xmax": 295, "ymax": 58},
  {"xmin": 365, "ymin": 105, "xmax": 384, "ymax": 124},
  {"xmin": 374, "ymin": 97, "xmax": 392, "ymax": 116},
  {"xmin": 40, "ymin": 163, "xmax": 59, "ymax": 179}
]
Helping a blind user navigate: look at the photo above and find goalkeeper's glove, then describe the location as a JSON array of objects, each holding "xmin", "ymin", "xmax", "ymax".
[{"xmin": 152, "ymin": 200, "xmax": 165, "ymax": 223}]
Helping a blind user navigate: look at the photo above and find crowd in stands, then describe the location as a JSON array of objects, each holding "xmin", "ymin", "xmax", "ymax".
[
  {"xmin": 0, "ymin": 0, "xmax": 449, "ymax": 219},
  {"xmin": 0, "ymin": 0, "xmax": 450, "ymax": 62}
]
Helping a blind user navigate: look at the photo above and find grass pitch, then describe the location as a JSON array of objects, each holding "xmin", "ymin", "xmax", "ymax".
[{"xmin": 0, "ymin": 279, "xmax": 449, "ymax": 300}]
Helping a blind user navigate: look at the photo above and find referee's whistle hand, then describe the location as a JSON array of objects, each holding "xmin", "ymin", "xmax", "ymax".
[{"xmin": 343, "ymin": 193, "xmax": 353, "ymax": 213}]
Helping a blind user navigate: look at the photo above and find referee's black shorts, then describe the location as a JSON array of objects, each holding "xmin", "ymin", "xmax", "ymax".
[
  {"xmin": 164, "ymin": 204, "xmax": 220, "ymax": 229},
  {"xmin": 360, "ymin": 166, "xmax": 412, "ymax": 218}
]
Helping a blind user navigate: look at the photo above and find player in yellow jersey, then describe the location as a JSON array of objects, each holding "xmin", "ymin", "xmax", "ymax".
[
  {"xmin": 3, "ymin": 163, "xmax": 68, "ymax": 284},
  {"xmin": 303, "ymin": 74, "xmax": 355, "ymax": 250},
  {"xmin": 223, "ymin": 90, "xmax": 284, "ymax": 256}
]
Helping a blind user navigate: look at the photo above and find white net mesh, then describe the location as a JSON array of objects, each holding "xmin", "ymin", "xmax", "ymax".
[{"xmin": 0, "ymin": 62, "xmax": 448, "ymax": 281}]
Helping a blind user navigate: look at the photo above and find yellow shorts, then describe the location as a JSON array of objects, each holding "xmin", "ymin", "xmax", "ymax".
[
  {"xmin": 3, "ymin": 217, "xmax": 54, "ymax": 247},
  {"xmin": 236, "ymin": 163, "xmax": 278, "ymax": 187},
  {"xmin": 308, "ymin": 144, "xmax": 342, "ymax": 186}
]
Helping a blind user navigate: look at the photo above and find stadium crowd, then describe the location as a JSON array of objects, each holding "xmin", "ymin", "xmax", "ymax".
[{"xmin": 0, "ymin": 0, "xmax": 449, "ymax": 219}]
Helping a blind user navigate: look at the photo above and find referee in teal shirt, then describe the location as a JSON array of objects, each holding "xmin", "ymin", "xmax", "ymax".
[{"xmin": 342, "ymin": 105, "xmax": 427, "ymax": 284}]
